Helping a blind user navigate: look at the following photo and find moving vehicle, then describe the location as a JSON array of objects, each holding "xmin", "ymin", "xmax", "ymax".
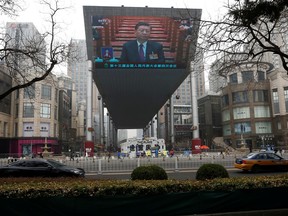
[
  {"xmin": 0, "ymin": 158, "xmax": 85, "ymax": 177},
  {"xmin": 234, "ymin": 151, "xmax": 288, "ymax": 172}
]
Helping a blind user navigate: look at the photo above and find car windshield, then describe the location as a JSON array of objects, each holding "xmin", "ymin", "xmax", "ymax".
[
  {"xmin": 47, "ymin": 159, "xmax": 65, "ymax": 168},
  {"xmin": 267, "ymin": 153, "xmax": 283, "ymax": 160},
  {"xmin": 243, "ymin": 153, "xmax": 257, "ymax": 158},
  {"xmin": 8, "ymin": 160, "xmax": 25, "ymax": 167}
]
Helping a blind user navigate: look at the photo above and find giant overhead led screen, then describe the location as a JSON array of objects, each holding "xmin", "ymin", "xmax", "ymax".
[
  {"xmin": 83, "ymin": 6, "xmax": 202, "ymax": 129},
  {"xmin": 91, "ymin": 15, "xmax": 196, "ymax": 69}
]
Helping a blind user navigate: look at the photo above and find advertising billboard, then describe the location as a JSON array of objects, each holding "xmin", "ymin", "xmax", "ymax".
[{"xmin": 91, "ymin": 15, "xmax": 196, "ymax": 69}]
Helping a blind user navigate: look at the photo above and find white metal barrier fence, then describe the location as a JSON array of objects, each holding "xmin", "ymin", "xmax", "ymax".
[{"xmin": 1, "ymin": 152, "xmax": 286, "ymax": 174}]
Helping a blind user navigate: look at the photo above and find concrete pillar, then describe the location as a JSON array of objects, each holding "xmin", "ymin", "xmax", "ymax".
[{"xmin": 86, "ymin": 60, "xmax": 92, "ymax": 141}]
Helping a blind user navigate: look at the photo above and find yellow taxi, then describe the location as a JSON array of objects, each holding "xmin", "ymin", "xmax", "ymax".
[{"xmin": 234, "ymin": 151, "xmax": 288, "ymax": 172}]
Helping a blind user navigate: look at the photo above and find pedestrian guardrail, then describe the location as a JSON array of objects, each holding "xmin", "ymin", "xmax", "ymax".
[{"xmin": 1, "ymin": 151, "xmax": 286, "ymax": 174}]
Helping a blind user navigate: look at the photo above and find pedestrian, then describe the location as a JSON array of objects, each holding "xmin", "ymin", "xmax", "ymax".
[
  {"xmin": 146, "ymin": 149, "xmax": 151, "ymax": 157},
  {"xmin": 155, "ymin": 148, "xmax": 159, "ymax": 158},
  {"xmin": 169, "ymin": 148, "xmax": 174, "ymax": 157},
  {"xmin": 70, "ymin": 151, "xmax": 74, "ymax": 161}
]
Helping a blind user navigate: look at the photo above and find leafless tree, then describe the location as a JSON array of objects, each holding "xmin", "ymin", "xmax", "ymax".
[
  {"xmin": 0, "ymin": 0, "xmax": 71, "ymax": 101},
  {"xmin": 0, "ymin": 0, "xmax": 22, "ymax": 16},
  {"xmin": 196, "ymin": 0, "xmax": 288, "ymax": 78}
]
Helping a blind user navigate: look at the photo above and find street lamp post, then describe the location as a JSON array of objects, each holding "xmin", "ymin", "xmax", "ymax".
[
  {"xmin": 240, "ymin": 123, "xmax": 246, "ymax": 148},
  {"xmin": 169, "ymin": 97, "xmax": 175, "ymax": 146},
  {"xmin": 98, "ymin": 95, "xmax": 103, "ymax": 146}
]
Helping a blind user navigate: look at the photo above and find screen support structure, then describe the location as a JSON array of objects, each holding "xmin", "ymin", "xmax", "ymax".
[{"xmin": 86, "ymin": 60, "xmax": 93, "ymax": 142}]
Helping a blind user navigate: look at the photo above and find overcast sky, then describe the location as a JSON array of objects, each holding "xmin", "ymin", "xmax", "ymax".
[{"xmin": 3, "ymin": 0, "xmax": 228, "ymax": 40}]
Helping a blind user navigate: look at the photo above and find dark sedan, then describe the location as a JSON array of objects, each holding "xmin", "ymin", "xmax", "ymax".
[
  {"xmin": 234, "ymin": 151, "xmax": 288, "ymax": 172},
  {"xmin": 0, "ymin": 158, "xmax": 85, "ymax": 177}
]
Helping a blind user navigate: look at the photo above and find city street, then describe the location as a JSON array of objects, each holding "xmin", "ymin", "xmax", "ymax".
[
  {"xmin": 2, "ymin": 152, "xmax": 287, "ymax": 180},
  {"xmin": 85, "ymin": 168, "xmax": 288, "ymax": 180}
]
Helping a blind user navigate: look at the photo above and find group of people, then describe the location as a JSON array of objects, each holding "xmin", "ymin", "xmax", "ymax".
[{"xmin": 137, "ymin": 148, "xmax": 175, "ymax": 158}]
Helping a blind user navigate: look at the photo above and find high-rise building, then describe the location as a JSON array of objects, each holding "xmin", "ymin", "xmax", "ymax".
[
  {"xmin": 67, "ymin": 39, "xmax": 89, "ymax": 105},
  {"xmin": 173, "ymin": 48, "xmax": 205, "ymax": 105},
  {"xmin": 5, "ymin": 22, "xmax": 46, "ymax": 71},
  {"xmin": 158, "ymin": 48, "xmax": 205, "ymax": 147},
  {"xmin": 57, "ymin": 74, "xmax": 78, "ymax": 152},
  {"xmin": 67, "ymin": 39, "xmax": 107, "ymax": 148}
]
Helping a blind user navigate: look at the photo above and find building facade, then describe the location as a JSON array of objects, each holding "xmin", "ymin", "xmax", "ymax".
[
  {"xmin": 0, "ymin": 23, "xmax": 80, "ymax": 157},
  {"xmin": 221, "ymin": 62, "xmax": 275, "ymax": 149},
  {"xmin": 198, "ymin": 93, "xmax": 222, "ymax": 148}
]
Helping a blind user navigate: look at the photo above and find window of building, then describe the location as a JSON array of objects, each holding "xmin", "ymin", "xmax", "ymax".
[
  {"xmin": 284, "ymin": 87, "xmax": 288, "ymax": 112},
  {"xmin": 23, "ymin": 122, "xmax": 34, "ymax": 137},
  {"xmin": 272, "ymin": 89, "xmax": 280, "ymax": 114},
  {"xmin": 255, "ymin": 122, "xmax": 272, "ymax": 134},
  {"xmin": 41, "ymin": 84, "xmax": 51, "ymax": 100},
  {"xmin": 223, "ymin": 124, "xmax": 231, "ymax": 136},
  {"xmin": 222, "ymin": 94, "xmax": 229, "ymax": 106},
  {"xmin": 40, "ymin": 103, "xmax": 51, "ymax": 118},
  {"xmin": 24, "ymin": 84, "xmax": 35, "ymax": 99},
  {"xmin": 15, "ymin": 103, "xmax": 19, "ymax": 118},
  {"xmin": 23, "ymin": 102, "xmax": 34, "ymax": 118},
  {"xmin": 277, "ymin": 121, "xmax": 282, "ymax": 130},
  {"xmin": 254, "ymin": 106, "xmax": 270, "ymax": 118},
  {"xmin": 234, "ymin": 122, "xmax": 251, "ymax": 134},
  {"xmin": 40, "ymin": 122, "xmax": 50, "ymax": 137},
  {"xmin": 233, "ymin": 107, "xmax": 250, "ymax": 119},
  {"xmin": 257, "ymin": 71, "xmax": 265, "ymax": 81},
  {"xmin": 253, "ymin": 90, "xmax": 268, "ymax": 102},
  {"xmin": 242, "ymin": 71, "xmax": 254, "ymax": 83},
  {"xmin": 54, "ymin": 105, "xmax": 57, "ymax": 120},
  {"xmin": 3, "ymin": 122, "xmax": 8, "ymax": 137},
  {"xmin": 14, "ymin": 123, "xmax": 18, "ymax": 137},
  {"xmin": 54, "ymin": 123, "xmax": 57, "ymax": 137},
  {"xmin": 229, "ymin": 73, "xmax": 238, "ymax": 84},
  {"xmin": 55, "ymin": 89, "xmax": 58, "ymax": 102},
  {"xmin": 222, "ymin": 110, "xmax": 230, "ymax": 121},
  {"xmin": 15, "ymin": 89, "xmax": 19, "ymax": 99},
  {"xmin": 232, "ymin": 91, "xmax": 248, "ymax": 103}
]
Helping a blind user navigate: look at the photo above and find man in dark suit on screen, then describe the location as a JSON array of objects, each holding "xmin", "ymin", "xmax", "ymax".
[{"xmin": 120, "ymin": 22, "xmax": 165, "ymax": 63}]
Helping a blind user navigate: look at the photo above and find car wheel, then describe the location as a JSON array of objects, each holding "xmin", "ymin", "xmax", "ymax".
[{"xmin": 251, "ymin": 165, "xmax": 260, "ymax": 173}]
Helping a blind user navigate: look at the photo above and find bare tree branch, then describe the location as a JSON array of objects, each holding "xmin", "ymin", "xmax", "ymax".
[
  {"xmin": 0, "ymin": 0, "xmax": 72, "ymax": 101},
  {"xmin": 196, "ymin": 0, "xmax": 288, "ymax": 78},
  {"xmin": 0, "ymin": 0, "xmax": 22, "ymax": 16}
]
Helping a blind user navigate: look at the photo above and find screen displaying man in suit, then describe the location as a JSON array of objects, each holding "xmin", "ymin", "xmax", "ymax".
[{"xmin": 120, "ymin": 22, "xmax": 165, "ymax": 63}]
